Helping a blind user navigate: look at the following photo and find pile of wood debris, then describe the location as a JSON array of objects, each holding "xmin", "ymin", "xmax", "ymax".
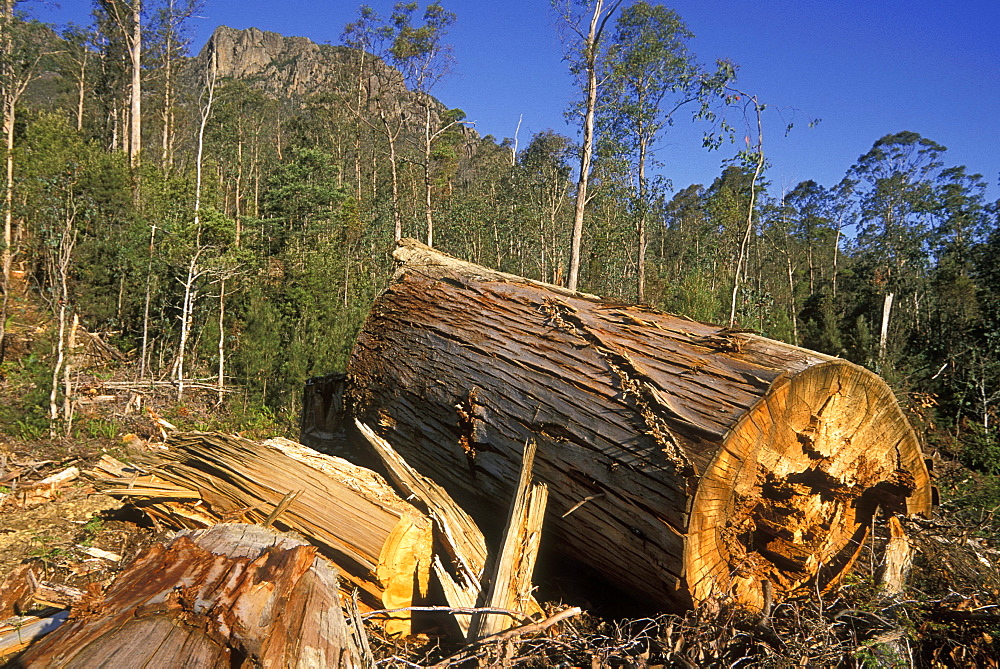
[
  {"xmin": 1, "ymin": 427, "xmax": 569, "ymax": 666},
  {"xmin": 3, "ymin": 241, "xmax": 998, "ymax": 666}
]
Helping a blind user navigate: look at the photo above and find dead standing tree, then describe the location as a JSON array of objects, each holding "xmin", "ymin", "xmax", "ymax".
[{"xmin": 345, "ymin": 240, "xmax": 932, "ymax": 612}]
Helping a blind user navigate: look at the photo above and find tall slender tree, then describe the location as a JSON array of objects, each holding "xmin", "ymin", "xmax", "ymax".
[
  {"xmin": 552, "ymin": 0, "xmax": 624, "ymax": 291},
  {"xmin": 388, "ymin": 1, "xmax": 459, "ymax": 248},
  {"xmin": 343, "ymin": 6, "xmax": 406, "ymax": 241},
  {"xmin": 149, "ymin": 0, "xmax": 200, "ymax": 168},
  {"xmin": 1, "ymin": 1, "xmax": 49, "ymax": 361},
  {"xmin": 848, "ymin": 131, "xmax": 945, "ymax": 371},
  {"xmin": 604, "ymin": 1, "xmax": 700, "ymax": 302},
  {"xmin": 98, "ymin": 0, "xmax": 143, "ymax": 167}
]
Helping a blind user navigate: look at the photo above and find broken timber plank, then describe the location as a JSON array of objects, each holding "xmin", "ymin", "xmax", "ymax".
[
  {"xmin": 16, "ymin": 524, "xmax": 366, "ymax": 668},
  {"xmin": 100, "ymin": 432, "xmax": 432, "ymax": 636},
  {"xmin": 469, "ymin": 439, "xmax": 548, "ymax": 639},
  {"xmin": 344, "ymin": 239, "xmax": 933, "ymax": 612},
  {"xmin": 356, "ymin": 419, "xmax": 545, "ymax": 636},
  {"xmin": 879, "ymin": 516, "xmax": 913, "ymax": 595}
]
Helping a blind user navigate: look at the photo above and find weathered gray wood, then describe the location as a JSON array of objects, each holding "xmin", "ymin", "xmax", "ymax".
[{"xmin": 344, "ymin": 239, "xmax": 933, "ymax": 611}]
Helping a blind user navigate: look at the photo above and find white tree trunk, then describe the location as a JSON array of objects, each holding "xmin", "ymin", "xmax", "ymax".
[
  {"xmin": 878, "ymin": 291, "xmax": 894, "ymax": 372},
  {"xmin": 1, "ymin": 96, "xmax": 13, "ymax": 361},
  {"xmin": 566, "ymin": 2, "xmax": 603, "ymax": 292},
  {"xmin": 49, "ymin": 300, "xmax": 67, "ymax": 436},
  {"xmin": 729, "ymin": 97, "xmax": 765, "ymax": 327},
  {"xmin": 129, "ymin": 0, "xmax": 142, "ymax": 168},
  {"xmin": 176, "ymin": 254, "xmax": 199, "ymax": 402},
  {"xmin": 217, "ymin": 277, "xmax": 226, "ymax": 404},
  {"xmin": 139, "ymin": 224, "xmax": 156, "ymax": 379},
  {"xmin": 63, "ymin": 312, "xmax": 78, "ymax": 434}
]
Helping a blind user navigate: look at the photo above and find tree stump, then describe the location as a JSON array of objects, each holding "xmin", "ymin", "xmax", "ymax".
[
  {"xmin": 344, "ymin": 240, "xmax": 932, "ymax": 611},
  {"xmin": 16, "ymin": 524, "xmax": 366, "ymax": 667}
]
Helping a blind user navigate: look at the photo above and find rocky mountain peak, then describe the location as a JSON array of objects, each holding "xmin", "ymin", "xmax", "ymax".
[{"xmin": 198, "ymin": 25, "xmax": 404, "ymax": 101}]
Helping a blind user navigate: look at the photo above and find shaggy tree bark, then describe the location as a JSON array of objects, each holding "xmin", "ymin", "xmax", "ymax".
[
  {"xmin": 17, "ymin": 524, "xmax": 367, "ymax": 667},
  {"xmin": 345, "ymin": 239, "xmax": 933, "ymax": 612}
]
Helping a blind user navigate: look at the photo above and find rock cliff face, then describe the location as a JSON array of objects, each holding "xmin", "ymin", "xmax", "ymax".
[
  {"xmin": 187, "ymin": 25, "xmax": 480, "ymax": 163},
  {"xmin": 196, "ymin": 25, "xmax": 467, "ymax": 126},
  {"xmin": 202, "ymin": 26, "xmax": 403, "ymax": 100}
]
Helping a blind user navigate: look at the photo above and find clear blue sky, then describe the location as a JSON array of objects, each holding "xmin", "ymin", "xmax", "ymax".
[{"xmin": 40, "ymin": 0, "xmax": 1000, "ymax": 201}]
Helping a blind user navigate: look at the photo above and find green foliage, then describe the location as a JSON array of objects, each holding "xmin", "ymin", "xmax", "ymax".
[
  {"xmin": 77, "ymin": 417, "xmax": 119, "ymax": 441},
  {"xmin": 28, "ymin": 545, "xmax": 68, "ymax": 572},
  {"xmin": 78, "ymin": 515, "xmax": 106, "ymax": 547},
  {"xmin": 941, "ymin": 474, "xmax": 1000, "ymax": 541},
  {"xmin": 0, "ymin": 354, "xmax": 50, "ymax": 440},
  {"xmin": 957, "ymin": 424, "xmax": 1000, "ymax": 475},
  {"xmin": 5, "ymin": 3, "xmax": 999, "ymax": 479}
]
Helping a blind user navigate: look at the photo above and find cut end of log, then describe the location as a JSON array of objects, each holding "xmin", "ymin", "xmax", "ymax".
[
  {"xmin": 688, "ymin": 360, "xmax": 932, "ymax": 610},
  {"xmin": 344, "ymin": 240, "xmax": 933, "ymax": 613}
]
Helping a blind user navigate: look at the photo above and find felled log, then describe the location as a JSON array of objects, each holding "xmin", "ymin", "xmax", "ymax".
[
  {"xmin": 16, "ymin": 524, "xmax": 367, "ymax": 668},
  {"xmin": 99, "ymin": 433, "xmax": 432, "ymax": 635},
  {"xmin": 345, "ymin": 239, "xmax": 933, "ymax": 612}
]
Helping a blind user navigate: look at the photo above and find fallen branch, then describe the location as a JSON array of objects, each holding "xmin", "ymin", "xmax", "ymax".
[
  {"xmin": 430, "ymin": 606, "xmax": 583, "ymax": 668},
  {"xmin": 362, "ymin": 606, "xmax": 532, "ymax": 622}
]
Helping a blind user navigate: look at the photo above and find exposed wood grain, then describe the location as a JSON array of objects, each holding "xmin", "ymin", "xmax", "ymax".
[
  {"xmin": 469, "ymin": 439, "xmax": 548, "ymax": 639},
  {"xmin": 879, "ymin": 516, "xmax": 913, "ymax": 595},
  {"xmin": 16, "ymin": 524, "xmax": 363, "ymax": 668},
  {"xmin": 344, "ymin": 239, "xmax": 933, "ymax": 611},
  {"xmin": 0, "ymin": 564, "xmax": 36, "ymax": 618},
  {"xmin": 356, "ymin": 419, "xmax": 488, "ymax": 636},
  {"xmin": 98, "ymin": 432, "xmax": 432, "ymax": 635}
]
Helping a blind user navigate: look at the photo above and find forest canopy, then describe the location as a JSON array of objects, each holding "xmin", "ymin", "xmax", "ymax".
[{"xmin": 1, "ymin": 0, "xmax": 998, "ymax": 479}]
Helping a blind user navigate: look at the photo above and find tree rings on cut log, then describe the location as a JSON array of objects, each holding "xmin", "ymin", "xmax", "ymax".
[
  {"xmin": 688, "ymin": 360, "xmax": 931, "ymax": 610},
  {"xmin": 344, "ymin": 240, "xmax": 932, "ymax": 612}
]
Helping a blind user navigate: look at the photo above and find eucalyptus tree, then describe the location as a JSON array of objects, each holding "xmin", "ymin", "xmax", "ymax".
[
  {"xmin": 17, "ymin": 114, "xmax": 84, "ymax": 433},
  {"xmin": 388, "ymin": 1, "xmax": 461, "ymax": 248},
  {"xmin": 603, "ymin": 1, "xmax": 701, "ymax": 301},
  {"xmin": 780, "ymin": 179, "xmax": 852, "ymax": 351},
  {"xmin": 923, "ymin": 166, "xmax": 991, "ymax": 432},
  {"xmin": 233, "ymin": 146, "xmax": 356, "ymax": 412},
  {"xmin": 208, "ymin": 81, "xmax": 276, "ymax": 245},
  {"xmin": 90, "ymin": 2, "xmax": 128, "ymax": 152},
  {"xmin": 148, "ymin": 0, "xmax": 201, "ymax": 168},
  {"xmin": 721, "ymin": 90, "xmax": 767, "ymax": 327},
  {"xmin": 552, "ymin": 0, "xmax": 624, "ymax": 291},
  {"xmin": 785, "ymin": 180, "xmax": 832, "ymax": 295},
  {"xmin": 1, "ymin": 0, "xmax": 51, "ymax": 361},
  {"xmin": 343, "ymin": 5, "xmax": 406, "ymax": 241},
  {"xmin": 518, "ymin": 130, "xmax": 575, "ymax": 284},
  {"xmin": 59, "ymin": 24, "xmax": 95, "ymax": 132},
  {"xmin": 848, "ymin": 131, "xmax": 946, "ymax": 372},
  {"xmin": 968, "ymin": 211, "xmax": 1000, "ymax": 444},
  {"xmin": 16, "ymin": 113, "xmax": 133, "ymax": 431},
  {"xmin": 703, "ymin": 164, "xmax": 753, "ymax": 322},
  {"xmin": 342, "ymin": 2, "xmax": 461, "ymax": 247},
  {"xmin": 96, "ymin": 0, "xmax": 143, "ymax": 168}
]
